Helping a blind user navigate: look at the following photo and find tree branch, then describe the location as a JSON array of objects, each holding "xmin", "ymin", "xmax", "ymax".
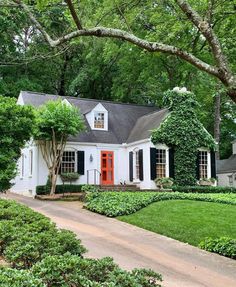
[
  {"xmin": 174, "ymin": 0, "xmax": 230, "ymax": 76},
  {"xmin": 65, "ymin": 0, "xmax": 83, "ymax": 30}
]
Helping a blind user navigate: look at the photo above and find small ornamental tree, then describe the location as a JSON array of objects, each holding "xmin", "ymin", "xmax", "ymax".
[
  {"xmin": 0, "ymin": 96, "xmax": 35, "ymax": 192},
  {"xmin": 151, "ymin": 88, "xmax": 216, "ymax": 186},
  {"xmin": 34, "ymin": 100, "xmax": 85, "ymax": 195}
]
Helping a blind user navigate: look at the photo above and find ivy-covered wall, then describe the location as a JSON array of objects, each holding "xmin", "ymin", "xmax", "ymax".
[{"xmin": 151, "ymin": 88, "xmax": 216, "ymax": 186}]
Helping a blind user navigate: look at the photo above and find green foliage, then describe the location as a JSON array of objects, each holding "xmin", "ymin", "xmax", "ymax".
[
  {"xmin": 0, "ymin": 199, "xmax": 86, "ymax": 269},
  {"xmin": 60, "ymin": 172, "xmax": 80, "ymax": 182},
  {"xmin": 0, "ymin": 96, "xmax": 35, "ymax": 191},
  {"xmin": 154, "ymin": 177, "xmax": 173, "ymax": 189},
  {"xmin": 81, "ymin": 184, "xmax": 101, "ymax": 193},
  {"xmin": 0, "ymin": 199, "xmax": 163, "ymax": 286},
  {"xmin": 172, "ymin": 186, "xmax": 236, "ymax": 193},
  {"xmin": 151, "ymin": 89, "xmax": 215, "ymax": 186},
  {"xmin": 0, "ymin": 268, "xmax": 45, "ymax": 287},
  {"xmin": 86, "ymin": 192, "xmax": 236, "ymax": 217},
  {"xmin": 199, "ymin": 237, "xmax": 236, "ymax": 259},
  {"xmin": 36, "ymin": 184, "xmax": 84, "ymax": 195},
  {"xmin": 34, "ymin": 100, "xmax": 84, "ymax": 141},
  {"xmin": 32, "ymin": 254, "xmax": 162, "ymax": 287}
]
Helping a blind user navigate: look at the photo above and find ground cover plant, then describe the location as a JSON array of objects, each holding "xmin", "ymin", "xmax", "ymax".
[
  {"xmin": 86, "ymin": 191, "xmax": 236, "ymax": 217},
  {"xmin": 0, "ymin": 199, "xmax": 163, "ymax": 286}
]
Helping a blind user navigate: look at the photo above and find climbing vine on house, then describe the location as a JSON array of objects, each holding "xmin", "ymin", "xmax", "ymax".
[{"xmin": 151, "ymin": 88, "xmax": 216, "ymax": 186}]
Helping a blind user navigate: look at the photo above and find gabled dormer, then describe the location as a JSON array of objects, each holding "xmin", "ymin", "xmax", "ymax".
[{"xmin": 86, "ymin": 103, "xmax": 108, "ymax": 131}]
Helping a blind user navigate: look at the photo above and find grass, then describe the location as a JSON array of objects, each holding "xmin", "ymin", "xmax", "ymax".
[{"xmin": 118, "ymin": 200, "xmax": 236, "ymax": 246}]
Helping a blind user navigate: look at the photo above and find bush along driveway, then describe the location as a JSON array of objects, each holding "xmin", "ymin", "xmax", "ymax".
[{"xmin": 2, "ymin": 193, "xmax": 236, "ymax": 287}]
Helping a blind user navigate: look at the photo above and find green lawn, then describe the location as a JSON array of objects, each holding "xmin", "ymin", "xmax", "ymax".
[{"xmin": 118, "ymin": 200, "xmax": 236, "ymax": 246}]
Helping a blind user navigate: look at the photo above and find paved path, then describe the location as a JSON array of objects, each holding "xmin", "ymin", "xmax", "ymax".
[{"xmin": 2, "ymin": 193, "xmax": 236, "ymax": 287}]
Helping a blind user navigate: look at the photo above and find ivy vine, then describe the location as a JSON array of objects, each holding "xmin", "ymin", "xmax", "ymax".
[{"xmin": 151, "ymin": 88, "xmax": 216, "ymax": 186}]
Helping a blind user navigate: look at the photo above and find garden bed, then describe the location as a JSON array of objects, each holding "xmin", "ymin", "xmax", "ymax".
[{"xmin": 35, "ymin": 192, "xmax": 86, "ymax": 201}]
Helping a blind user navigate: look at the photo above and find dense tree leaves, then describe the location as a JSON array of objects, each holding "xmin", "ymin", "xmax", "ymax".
[{"xmin": 0, "ymin": 96, "xmax": 35, "ymax": 191}]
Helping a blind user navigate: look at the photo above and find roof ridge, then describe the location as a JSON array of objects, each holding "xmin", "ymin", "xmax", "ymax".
[{"xmin": 21, "ymin": 91, "xmax": 159, "ymax": 109}]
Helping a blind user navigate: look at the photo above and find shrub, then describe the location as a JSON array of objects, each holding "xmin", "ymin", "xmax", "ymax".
[
  {"xmin": 0, "ymin": 268, "xmax": 45, "ymax": 287},
  {"xmin": 172, "ymin": 186, "xmax": 236, "ymax": 193},
  {"xmin": 36, "ymin": 184, "xmax": 84, "ymax": 195},
  {"xmin": 60, "ymin": 172, "xmax": 80, "ymax": 182},
  {"xmin": 86, "ymin": 192, "xmax": 236, "ymax": 217},
  {"xmin": 3, "ymin": 229, "xmax": 86, "ymax": 268},
  {"xmin": 32, "ymin": 254, "xmax": 162, "ymax": 287},
  {"xmin": 199, "ymin": 237, "xmax": 236, "ymax": 259},
  {"xmin": 154, "ymin": 177, "xmax": 173, "ymax": 189},
  {"xmin": 81, "ymin": 184, "xmax": 100, "ymax": 193}
]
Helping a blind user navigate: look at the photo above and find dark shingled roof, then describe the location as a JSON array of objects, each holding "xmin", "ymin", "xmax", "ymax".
[
  {"xmin": 217, "ymin": 155, "xmax": 236, "ymax": 173},
  {"xmin": 20, "ymin": 91, "xmax": 165, "ymax": 144},
  {"xmin": 127, "ymin": 109, "xmax": 169, "ymax": 143}
]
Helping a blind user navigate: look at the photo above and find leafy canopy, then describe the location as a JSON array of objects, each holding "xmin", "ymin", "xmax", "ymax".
[
  {"xmin": 151, "ymin": 88, "xmax": 216, "ymax": 186},
  {"xmin": 0, "ymin": 96, "xmax": 35, "ymax": 191},
  {"xmin": 34, "ymin": 100, "xmax": 85, "ymax": 141}
]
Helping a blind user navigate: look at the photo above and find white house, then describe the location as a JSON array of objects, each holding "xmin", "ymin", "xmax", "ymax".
[
  {"xmin": 217, "ymin": 140, "xmax": 236, "ymax": 187},
  {"xmin": 11, "ymin": 91, "xmax": 215, "ymax": 196}
]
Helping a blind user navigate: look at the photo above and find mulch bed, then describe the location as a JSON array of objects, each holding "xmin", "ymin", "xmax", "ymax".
[{"xmin": 35, "ymin": 192, "xmax": 86, "ymax": 201}]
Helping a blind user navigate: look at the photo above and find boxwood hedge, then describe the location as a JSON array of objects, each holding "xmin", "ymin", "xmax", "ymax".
[{"xmin": 36, "ymin": 184, "xmax": 84, "ymax": 195}]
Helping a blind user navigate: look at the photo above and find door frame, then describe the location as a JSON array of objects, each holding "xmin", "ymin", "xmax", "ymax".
[{"xmin": 101, "ymin": 151, "xmax": 114, "ymax": 185}]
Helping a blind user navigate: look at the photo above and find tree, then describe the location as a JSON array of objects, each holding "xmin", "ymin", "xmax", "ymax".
[
  {"xmin": 0, "ymin": 96, "xmax": 35, "ymax": 191},
  {"xmin": 10, "ymin": 0, "xmax": 236, "ymax": 103},
  {"xmin": 151, "ymin": 88, "xmax": 215, "ymax": 186},
  {"xmin": 34, "ymin": 100, "xmax": 85, "ymax": 195}
]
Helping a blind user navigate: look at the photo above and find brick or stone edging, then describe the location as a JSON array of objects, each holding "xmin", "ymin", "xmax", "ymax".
[{"xmin": 35, "ymin": 192, "xmax": 86, "ymax": 201}]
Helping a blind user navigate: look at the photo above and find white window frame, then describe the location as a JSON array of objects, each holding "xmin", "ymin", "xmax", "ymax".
[
  {"xmin": 199, "ymin": 150, "xmax": 209, "ymax": 179},
  {"xmin": 21, "ymin": 154, "xmax": 24, "ymax": 178},
  {"xmin": 156, "ymin": 149, "xmax": 167, "ymax": 178},
  {"xmin": 133, "ymin": 148, "xmax": 140, "ymax": 182},
  {"xmin": 94, "ymin": 112, "xmax": 105, "ymax": 129},
  {"xmin": 29, "ymin": 150, "xmax": 33, "ymax": 177},
  {"xmin": 61, "ymin": 151, "xmax": 77, "ymax": 173}
]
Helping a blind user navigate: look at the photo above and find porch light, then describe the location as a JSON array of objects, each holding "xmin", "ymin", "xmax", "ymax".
[{"xmin": 89, "ymin": 154, "xmax": 93, "ymax": 162}]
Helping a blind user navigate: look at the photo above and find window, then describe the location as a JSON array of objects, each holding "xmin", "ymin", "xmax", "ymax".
[
  {"xmin": 135, "ymin": 150, "xmax": 139, "ymax": 180},
  {"xmin": 94, "ymin": 112, "xmax": 104, "ymax": 129},
  {"xmin": 29, "ymin": 150, "xmax": 33, "ymax": 176},
  {"xmin": 61, "ymin": 151, "xmax": 76, "ymax": 173},
  {"xmin": 156, "ymin": 149, "xmax": 166, "ymax": 178},
  {"xmin": 199, "ymin": 151, "xmax": 208, "ymax": 179},
  {"xmin": 21, "ymin": 154, "xmax": 24, "ymax": 178},
  {"xmin": 228, "ymin": 175, "xmax": 233, "ymax": 187}
]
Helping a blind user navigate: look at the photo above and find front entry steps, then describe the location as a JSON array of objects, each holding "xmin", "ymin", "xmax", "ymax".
[{"xmin": 100, "ymin": 185, "xmax": 140, "ymax": 191}]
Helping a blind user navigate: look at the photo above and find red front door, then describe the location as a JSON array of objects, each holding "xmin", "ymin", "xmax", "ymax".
[{"xmin": 101, "ymin": 151, "xmax": 114, "ymax": 185}]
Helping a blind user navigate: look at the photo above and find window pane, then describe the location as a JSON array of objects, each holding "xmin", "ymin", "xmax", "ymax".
[
  {"xmin": 156, "ymin": 149, "xmax": 166, "ymax": 178},
  {"xmin": 199, "ymin": 151, "xmax": 208, "ymax": 179},
  {"xmin": 61, "ymin": 151, "xmax": 75, "ymax": 173},
  {"xmin": 94, "ymin": 112, "xmax": 105, "ymax": 128}
]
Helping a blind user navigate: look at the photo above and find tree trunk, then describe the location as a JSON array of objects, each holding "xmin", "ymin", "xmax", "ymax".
[
  {"xmin": 50, "ymin": 170, "xmax": 57, "ymax": 195},
  {"xmin": 214, "ymin": 90, "xmax": 221, "ymax": 160}
]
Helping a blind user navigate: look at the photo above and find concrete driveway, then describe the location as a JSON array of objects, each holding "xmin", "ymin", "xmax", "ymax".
[{"xmin": 1, "ymin": 193, "xmax": 236, "ymax": 287}]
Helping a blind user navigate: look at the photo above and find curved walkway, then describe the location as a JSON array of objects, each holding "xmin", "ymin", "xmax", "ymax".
[{"xmin": 2, "ymin": 193, "xmax": 236, "ymax": 287}]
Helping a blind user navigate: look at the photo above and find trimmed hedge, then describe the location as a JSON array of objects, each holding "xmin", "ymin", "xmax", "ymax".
[
  {"xmin": 199, "ymin": 237, "xmax": 236, "ymax": 259},
  {"xmin": 172, "ymin": 186, "xmax": 236, "ymax": 193},
  {"xmin": 36, "ymin": 184, "xmax": 84, "ymax": 195},
  {"xmin": 86, "ymin": 192, "xmax": 236, "ymax": 217}
]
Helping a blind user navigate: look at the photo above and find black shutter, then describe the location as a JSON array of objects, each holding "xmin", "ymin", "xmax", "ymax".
[
  {"xmin": 210, "ymin": 150, "xmax": 216, "ymax": 178},
  {"xmin": 169, "ymin": 148, "xmax": 175, "ymax": 179},
  {"xmin": 77, "ymin": 151, "xmax": 85, "ymax": 175},
  {"xmin": 138, "ymin": 149, "xmax": 144, "ymax": 181},
  {"xmin": 150, "ymin": 148, "xmax": 157, "ymax": 180},
  {"xmin": 129, "ymin": 151, "xmax": 133, "ymax": 182},
  {"xmin": 196, "ymin": 151, "xmax": 200, "ymax": 180}
]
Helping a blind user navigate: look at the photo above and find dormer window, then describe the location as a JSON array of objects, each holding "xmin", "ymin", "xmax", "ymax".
[{"xmin": 94, "ymin": 112, "xmax": 105, "ymax": 129}]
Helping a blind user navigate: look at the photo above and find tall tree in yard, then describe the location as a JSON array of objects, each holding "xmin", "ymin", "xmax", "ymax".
[
  {"xmin": 10, "ymin": 0, "xmax": 236, "ymax": 103},
  {"xmin": 34, "ymin": 100, "xmax": 84, "ymax": 195},
  {"xmin": 0, "ymin": 96, "xmax": 35, "ymax": 191}
]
